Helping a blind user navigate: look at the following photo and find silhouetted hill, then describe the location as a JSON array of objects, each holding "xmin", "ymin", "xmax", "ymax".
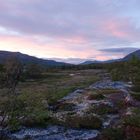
[
  {"xmin": 0, "ymin": 51, "xmax": 69, "ymax": 67},
  {"xmin": 123, "ymin": 49, "xmax": 140, "ymax": 60}
]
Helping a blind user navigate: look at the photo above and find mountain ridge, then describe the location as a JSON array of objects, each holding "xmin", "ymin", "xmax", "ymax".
[
  {"xmin": 80, "ymin": 49, "xmax": 140, "ymax": 65},
  {"xmin": 123, "ymin": 49, "xmax": 140, "ymax": 60},
  {"xmin": 0, "ymin": 50, "xmax": 69, "ymax": 67}
]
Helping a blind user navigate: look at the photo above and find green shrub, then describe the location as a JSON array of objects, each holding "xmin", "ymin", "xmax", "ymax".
[{"xmin": 22, "ymin": 110, "xmax": 50, "ymax": 127}]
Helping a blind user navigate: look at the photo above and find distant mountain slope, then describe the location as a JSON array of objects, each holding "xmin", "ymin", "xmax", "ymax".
[
  {"xmin": 123, "ymin": 49, "xmax": 140, "ymax": 61},
  {"xmin": 80, "ymin": 59, "xmax": 121, "ymax": 65},
  {"xmin": 0, "ymin": 51, "xmax": 69, "ymax": 67},
  {"xmin": 80, "ymin": 60, "xmax": 100, "ymax": 65}
]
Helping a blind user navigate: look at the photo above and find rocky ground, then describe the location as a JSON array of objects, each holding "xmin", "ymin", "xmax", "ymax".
[{"xmin": 1, "ymin": 73, "xmax": 140, "ymax": 140}]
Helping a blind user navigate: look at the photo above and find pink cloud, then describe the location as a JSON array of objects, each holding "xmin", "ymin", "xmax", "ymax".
[
  {"xmin": 0, "ymin": 35, "xmax": 100, "ymax": 59},
  {"xmin": 99, "ymin": 17, "xmax": 140, "ymax": 42}
]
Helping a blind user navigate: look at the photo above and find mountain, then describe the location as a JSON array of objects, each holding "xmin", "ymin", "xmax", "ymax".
[
  {"xmin": 123, "ymin": 49, "xmax": 140, "ymax": 61},
  {"xmin": 81, "ymin": 49, "xmax": 140, "ymax": 65},
  {"xmin": 80, "ymin": 60, "xmax": 100, "ymax": 65},
  {"xmin": 0, "ymin": 51, "xmax": 69, "ymax": 67},
  {"xmin": 80, "ymin": 59, "xmax": 121, "ymax": 65}
]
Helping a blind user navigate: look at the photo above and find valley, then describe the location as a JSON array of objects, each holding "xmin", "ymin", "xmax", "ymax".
[{"xmin": 1, "ymin": 68, "xmax": 140, "ymax": 140}]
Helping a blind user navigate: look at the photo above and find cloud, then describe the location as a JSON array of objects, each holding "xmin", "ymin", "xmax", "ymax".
[
  {"xmin": 100, "ymin": 47, "xmax": 139, "ymax": 54},
  {"xmin": 0, "ymin": 0, "xmax": 140, "ymax": 60},
  {"xmin": 99, "ymin": 47, "xmax": 139, "ymax": 60}
]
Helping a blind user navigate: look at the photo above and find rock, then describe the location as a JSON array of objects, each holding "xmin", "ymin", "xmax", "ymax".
[{"xmin": 10, "ymin": 126, "xmax": 100, "ymax": 140}]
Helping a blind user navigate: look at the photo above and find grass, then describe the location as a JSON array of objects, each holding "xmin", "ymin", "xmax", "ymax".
[{"xmin": 0, "ymin": 69, "xmax": 100, "ymax": 128}]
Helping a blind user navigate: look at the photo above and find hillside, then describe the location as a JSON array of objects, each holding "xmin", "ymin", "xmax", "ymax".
[
  {"xmin": 123, "ymin": 49, "xmax": 140, "ymax": 60},
  {"xmin": 0, "ymin": 51, "xmax": 69, "ymax": 67},
  {"xmin": 80, "ymin": 59, "xmax": 121, "ymax": 65}
]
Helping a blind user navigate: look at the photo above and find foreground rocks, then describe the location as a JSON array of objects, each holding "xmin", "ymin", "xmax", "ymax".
[{"xmin": 1, "ymin": 126, "xmax": 100, "ymax": 140}]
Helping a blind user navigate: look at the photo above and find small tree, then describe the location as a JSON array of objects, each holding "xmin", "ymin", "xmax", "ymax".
[
  {"xmin": 0, "ymin": 56, "xmax": 23, "ymax": 130},
  {"xmin": 4, "ymin": 57, "xmax": 23, "ymax": 93}
]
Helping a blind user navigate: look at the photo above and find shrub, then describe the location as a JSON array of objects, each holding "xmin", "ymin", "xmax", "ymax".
[
  {"xmin": 64, "ymin": 114, "xmax": 102, "ymax": 129},
  {"xmin": 22, "ymin": 110, "xmax": 50, "ymax": 127}
]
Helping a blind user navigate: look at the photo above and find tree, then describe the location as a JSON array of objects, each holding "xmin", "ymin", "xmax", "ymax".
[
  {"xmin": 0, "ymin": 56, "xmax": 23, "ymax": 131},
  {"xmin": 4, "ymin": 57, "xmax": 23, "ymax": 93}
]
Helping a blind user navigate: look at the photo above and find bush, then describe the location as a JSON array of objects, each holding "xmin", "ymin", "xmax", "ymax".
[
  {"xmin": 22, "ymin": 110, "xmax": 50, "ymax": 127},
  {"xmin": 64, "ymin": 114, "xmax": 102, "ymax": 129}
]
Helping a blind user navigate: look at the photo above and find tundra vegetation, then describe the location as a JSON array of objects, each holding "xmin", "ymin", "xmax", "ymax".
[{"xmin": 0, "ymin": 56, "xmax": 140, "ymax": 140}]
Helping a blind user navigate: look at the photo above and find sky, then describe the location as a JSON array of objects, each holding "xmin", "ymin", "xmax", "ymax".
[{"xmin": 0, "ymin": 0, "xmax": 140, "ymax": 64}]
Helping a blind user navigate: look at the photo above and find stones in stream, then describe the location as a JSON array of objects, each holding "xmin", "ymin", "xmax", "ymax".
[{"xmin": 9, "ymin": 126, "xmax": 100, "ymax": 140}]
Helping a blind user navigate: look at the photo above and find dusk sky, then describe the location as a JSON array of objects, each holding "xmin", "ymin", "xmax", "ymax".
[{"xmin": 0, "ymin": 0, "xmax": 140, "ymax": 63}]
